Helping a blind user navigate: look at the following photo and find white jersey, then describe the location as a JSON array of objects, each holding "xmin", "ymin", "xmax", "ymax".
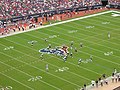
[
  {"xmin": 114, "ymin": 69, "xmax": 117, "ymax": 75},
  {"xmin": 46, "ymin": 64, "xmax": 49, "ymax": 70},
  {"xmin": 91, "ymin": 80, "xmax": 95, "ymax": 86},
  {"xmin": 108, "ymin": 33, "xmax": 111, "ymax": 38}
]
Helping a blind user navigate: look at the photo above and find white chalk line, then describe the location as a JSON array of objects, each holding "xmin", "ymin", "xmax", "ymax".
[
  {"xmin": 0, "ymin": 10, "xmax": 119, "ymax": 89},
  {"xmin": 0, "ymin": 10, "xmax": 115, "ymax": 38}
]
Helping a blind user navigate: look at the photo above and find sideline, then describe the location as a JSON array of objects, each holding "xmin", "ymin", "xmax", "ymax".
[
  {"xmin": 0, "ymin": 10, "xmax": 119, "ymax": 38},
  {"xmin": 86, "ymin": 73, "xmax": 120, "ymax": 90}
]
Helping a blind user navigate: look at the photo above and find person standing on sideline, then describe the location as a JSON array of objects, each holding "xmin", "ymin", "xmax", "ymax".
[{"xmin": 91, "ymin": 80, "xmax": 95, "ymax": 87}]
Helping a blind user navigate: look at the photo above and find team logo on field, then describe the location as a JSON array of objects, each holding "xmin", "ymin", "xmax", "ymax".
[{"xmin": 39, "ymin": 45, "xmax": 69, "ymax": 56}]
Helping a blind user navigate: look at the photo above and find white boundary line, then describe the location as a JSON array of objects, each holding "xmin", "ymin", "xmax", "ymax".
[
  {"xmin": 0, "ymin": 14, "xmax": 119, "ymax": 74},
  {"xmin": 0, "ymin": 10, "xmax": 119, "ymax": 90},
  {"xmin": 0, "ymin": 51, "xmax": 81, "ymax": 88},
  {"xmin": 87, "ymin": 73, "xmax": 120, "ymax": 90},
  {"xmin": 50, "ymin": 19, "xmax": 120, "ymax": 53},
  {"xmin": 23, "ymin": 25, "xmax": 120, "ymax": 66},
  {"xmin": 0, "ymin": 61, "xmax": 61, "ymax": 90},
  {"xmin": 0, "ymin": 29, "xmax": 116, "ymax": 87},
  {"xmin": 0, "ymin": 10, "xmax": 119, "ymax": 74},
  {"xmin": 0, "ymin": 38, "xmax": 101, "ymax": 75},
  {"xmin": 0, "ymin": 10, "xmax": 118, "ymax": 38}
]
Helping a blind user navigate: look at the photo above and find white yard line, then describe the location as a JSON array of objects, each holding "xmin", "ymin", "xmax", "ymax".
[
  {"xmin": 1, "ymin": 29, "xmax": 120, "ymax": 72},
  {"xmin": 0, "ymin": 35, "xmax": 98, "ymax": 80},
  {"xmin": 0, "ymin": 37, "xmax": 103, "ymax": 85},
  {"xmin": 37, "ymin": 23, "xmax": 120, "ymax": 57},
  {"xmin": 1, "ymin": 12, "xmax": 120, "ymax": 54},
  {"xmin": 0, "ymin": 34, "xmax": 103, "ymax": 75},
  {"xmin": 0, "ymin": 35, "xmax": 114, "ymax": 83},
  {"xmin": 10, "ymin": 35, "xmax": 109, "ymax": 73},
  {"xmin": 0, "ymin": 38, "xmax": 101, "ymax": 75},
  {"xmin": 52, "ymin": 23, "xmax": 120, "ymax": 54},
  {"xmin": 77, "ymin": 14, "xmax": 120, "ymax": 38},
  {"xmin": 0, "ymin": 10, "xmax": 118, "ymax": 38},
  {"xmin": 0, "ymin": 52, "xmax": 91, "ymax": 87},
  {"xmin": 111, "ymin": 10, "xmax": 120, "ymax": 13},
  {"xmin": 2, "ymin": 25, "xmax": 120, "ymax": 71},
  {"xmin": 0, "ymin": 72, "xmax": 34, "ymax": 90},
  {"xmin": 50, "ymin": 19, "xmax": 120, "ymax": 50},
  {"xmin": 0, "ymin": 10, "xmax": 119, "ymax": 90},
  {"xmin": 0, "ymin": 33, "xmax": 118, "ymax": 89},
  {"xmin": 0, "ymin": 53, "xmax": 61, "ymax": 90},
  {"xmin": 97, "ymin": 13, "xmax": 120, "ymax": 26},
  {"xmin": 1, "ymin": 56, "xmax": 51, "ymax": 73},
  {"xmin": 0, "ymin": 58, "xmax": 61, "ymax": 90},
  {"xmin": 3, "ymin": 52, "xmax": 38, "ymax": 63},
  {"xmin": 49, "ymin": 24, "xmax": 120, "ymax": 52},
  {"xmin": 59, "ymin": 22, "xmax": 120, "ymax": 52},
  {"xmin": 23, "ymin": 31, "xmax": 120, "ymax": 66},
  {"xmin": 87, "ymin": 73, "xmax": 120, "ymax": 90},
  {"xmin": 24, "ymin": 23, "xmax": 120, "ymax": 61},
  {"xmin": 0, "ymin": 51, "xmax": 81, "ymax": 88},
  {"xmin": 47, "ymin": 55, "xmax": 92, "ymax": 81},
  {"xmin": 71, "ymin": 16, "xmax": 120, "ymax": 41}
]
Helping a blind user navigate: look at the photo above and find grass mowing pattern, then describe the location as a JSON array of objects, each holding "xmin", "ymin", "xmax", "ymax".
[{"xmin": 0, "ymin": 11, "xmax": 120, "ymax": 90}]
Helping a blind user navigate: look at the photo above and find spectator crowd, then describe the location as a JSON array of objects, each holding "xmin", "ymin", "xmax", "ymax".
[
  {"xmin": 0, "ymin": 0, "xmax": 120, "ymax": 35},
  {"xmin": 0, "ymin": 0, "xmax": 120, "ymax": 20},
  {"xmin": 109, "ymin": 0, "xmax": 120, "ymax": 5},
  {"xmin": 0, "ymin": 0, "xmax": 102, "ymax": 20}
]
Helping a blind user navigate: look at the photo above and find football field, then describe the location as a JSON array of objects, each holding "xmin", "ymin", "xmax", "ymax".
[{"xmin": 0, "ymin": 10, "xmax": 120, "ymax": 90}]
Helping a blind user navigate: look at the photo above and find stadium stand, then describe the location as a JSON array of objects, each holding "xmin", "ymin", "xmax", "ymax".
[
  {"xmin": 108, "ymin": 0, "xmax": 120, "ymax": 9},
  {"xmin": 0, "ymin": 0, "xmax": 102, "ymax": 19},
  {"xmin": 0, "ymin": 0, "xmax": 120, "ymax": 90},
  {"xmin": 0, "ymin": 0, "xmax": 103, "ymax": 34},
  {"xmin": 109, "ymin": 0, "xmax": 120, "ymax": 5},
  {"xmin": 0, "ymin": 0, "xmax": 119, "ymax": 35}
]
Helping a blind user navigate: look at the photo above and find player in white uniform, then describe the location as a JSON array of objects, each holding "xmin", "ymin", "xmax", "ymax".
[
  {"xmin": 91, "ymin": 80, "xmax": 95, "ymax": 87},
  {"xmin": 74, "ymin": 47, "xmax": 77, "ymax": 52},
  {"xmin": 71, "ymin": 41, "xmax": 74, "ymax": 46},
  {"xmin": 78, "ymin": 59, "xmax": 82, "ymax": 65},
  {"xmin": 90, "ymin": 55, "xmax": 93, "ymax": 61},
  {"xmin": 44, "ymin": 38, "xmax": 48, "ymax": 42},
  {"xmin": 108, "ymin": 32, "xmax": 111, "ymax": 39},
  {"xmin": 40, "ymin": 53, "xmax": 44, "ymax": 60},
  {"xmin": 31, "ymin": 41, "xmax": 34, "ymax": 46},
  {"xmin": 48, "ymin": 44, "xmax": 51, "ymax": 48},
  {"xmin": 70, "ymin": 52, "xmax": 73, "ymax": 58},
  {"xmin": 47, "ymin": 44, "xmax": 51, "ymax": 49},
  {"xmin": 63, "ymin": 55, "xmax": 67, "ymax": 62},
  {"xmin": 46, "ymin": 64, "xmax": 49, "ymax": 71},
  {"xmin": 80, "ymin": 43, "xmax": 83, "ymax": 48}
]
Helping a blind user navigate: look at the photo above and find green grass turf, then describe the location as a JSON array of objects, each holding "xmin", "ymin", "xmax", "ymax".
[{"xmin": 0, "ymin": 11, "xmax": 120, "ymax": 90}]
